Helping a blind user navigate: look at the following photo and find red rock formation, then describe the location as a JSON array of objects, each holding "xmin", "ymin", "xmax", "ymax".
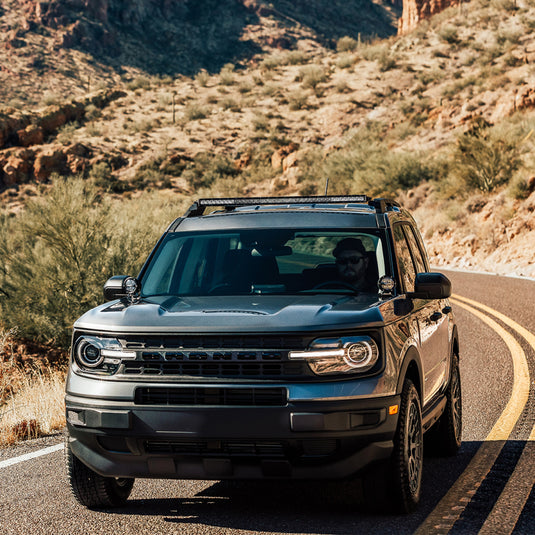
[{"xmin": 398, "ymin": 0, "xmax": 462, "ymax": 35}]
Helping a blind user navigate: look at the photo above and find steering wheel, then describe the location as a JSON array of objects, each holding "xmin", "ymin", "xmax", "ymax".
[{"xmin": 312, "ymin": 281, "xmax": 359, "ymax": 292}]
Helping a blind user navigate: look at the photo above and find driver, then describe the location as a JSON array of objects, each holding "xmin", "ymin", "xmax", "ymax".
[{"xmin": 333, "ymin": 237, "xmax": 370, "ymax": 290}]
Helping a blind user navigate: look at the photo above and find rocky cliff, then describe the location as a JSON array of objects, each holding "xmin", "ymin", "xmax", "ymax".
[
  {"xmin": 398, "ymin": 0, "xmax": 461, "ymax": 34},
  {"xmin": 15, "ymin": 0, "xmax": 400, "ymax": 75}
]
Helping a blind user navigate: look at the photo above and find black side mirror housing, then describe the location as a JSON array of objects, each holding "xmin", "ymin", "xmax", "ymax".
[
  {"xmin": 409, "ymin": 272, "xmax": 451, "ymax": 300},
  {"xmin": 103, "ymin": 275, "xmax": 129, "ymax": 301}
]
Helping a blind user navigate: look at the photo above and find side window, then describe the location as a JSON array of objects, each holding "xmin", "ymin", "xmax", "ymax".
[
  {"xmin": 392, "ymin": 224, "xmax": 417, "ymax": 292},
  {"xmin": 404, "ymin": 226, "xmax": 427, "ymax": 274}
]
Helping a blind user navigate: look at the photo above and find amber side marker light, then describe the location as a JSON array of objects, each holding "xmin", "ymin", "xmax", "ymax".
[{"xmin": 389, "ymin": 405, "xmax": 399, "ymax": 416}]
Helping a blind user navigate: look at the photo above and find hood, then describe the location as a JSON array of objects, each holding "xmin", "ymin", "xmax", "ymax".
[{"xmin": 74, "ymin": 294, "xmax": 386, "ymax": 334}]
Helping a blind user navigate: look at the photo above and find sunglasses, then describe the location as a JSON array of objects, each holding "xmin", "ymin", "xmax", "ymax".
[{"xmin": 336, "ymin": 256, "xmax": 365, "ymax": 265}]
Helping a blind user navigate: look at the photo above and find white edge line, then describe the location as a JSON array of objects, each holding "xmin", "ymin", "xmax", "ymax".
[
  {"xmin": 432, "ymin": 265, "xmax": 535, "ymax": 282},
  {"xmin": 0, "ymin": 443, "xmax": 63, "ymax": 469}
]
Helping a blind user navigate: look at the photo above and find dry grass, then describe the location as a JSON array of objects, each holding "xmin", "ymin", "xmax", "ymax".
[{"xmin": 0, "ymin": 328, "xmax": 66, "ymax": 447}]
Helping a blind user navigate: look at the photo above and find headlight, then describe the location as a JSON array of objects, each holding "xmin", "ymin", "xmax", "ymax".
[
  {"xmin": 289, "ymin": 336, "xmax": 379, "ymax": 376},
  {"xmin": 74, "ymin": 336, "xmax": 136, "ymax": 371}
]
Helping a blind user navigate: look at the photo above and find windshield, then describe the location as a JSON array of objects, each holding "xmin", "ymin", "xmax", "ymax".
[{"xmin": 140, "ymin": 228, "xmax": 387, "ymax": 297}]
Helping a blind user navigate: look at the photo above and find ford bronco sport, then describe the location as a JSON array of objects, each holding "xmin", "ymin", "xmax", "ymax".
[{"xmin": 65, "ymin": 195, "xmax": 461, "ymax": 513}]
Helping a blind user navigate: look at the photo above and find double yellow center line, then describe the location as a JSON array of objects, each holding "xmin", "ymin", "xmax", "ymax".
[{"xmin": 414, "ymin": 294, "xmax": 535, "ymax": 535}]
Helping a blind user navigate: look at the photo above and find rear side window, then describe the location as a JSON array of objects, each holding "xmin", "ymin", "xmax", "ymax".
[
  {"xmin": 404, "ymin": 226, "xmax": 427, "ymax": 274},
  {"xmin": 392, "ymin": 224, "xmax": 417, "ymax": 293}
]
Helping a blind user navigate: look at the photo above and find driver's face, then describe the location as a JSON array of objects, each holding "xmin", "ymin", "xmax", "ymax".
[{"xmin": 335, "ymin": 250, "xmax": 367, "ymax": 283}]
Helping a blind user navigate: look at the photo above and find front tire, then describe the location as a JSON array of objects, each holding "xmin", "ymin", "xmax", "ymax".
[
  {"xmin": 391, "ymin": 379, "xmax": 423, "ymax": 513},
  {"xmin": 65, "ymin": 436, "xmax": 134, "ymax": 508}
]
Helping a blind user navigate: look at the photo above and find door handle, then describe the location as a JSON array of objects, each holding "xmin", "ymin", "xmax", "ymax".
[{"xmin": 430, "ymin": 312, "xmax": 442, "ymax": 322}]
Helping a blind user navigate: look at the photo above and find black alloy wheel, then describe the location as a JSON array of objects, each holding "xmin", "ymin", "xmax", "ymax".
[{"xmin": 391, "ymin": 379, "xmax": 423, "ymax": 513}]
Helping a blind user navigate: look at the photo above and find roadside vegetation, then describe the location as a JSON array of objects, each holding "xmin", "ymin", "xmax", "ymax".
[
  {"xmin": 2, "ymin": 0, "xmax": 535, "ymax": 444},
  {"xmin": 0, "ymin": 328, "xmax": 65, "ymax": 446}
]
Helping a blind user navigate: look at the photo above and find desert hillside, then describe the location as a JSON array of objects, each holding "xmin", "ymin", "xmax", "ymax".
[{"xmin": 1, "ymin": 0, "xmax": 534, "ymax": 307}]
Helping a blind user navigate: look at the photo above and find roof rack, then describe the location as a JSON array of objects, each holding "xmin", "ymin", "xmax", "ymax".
[{"xmin": 185, "ymin": 195, "xmax": 400, "ymax": 217}]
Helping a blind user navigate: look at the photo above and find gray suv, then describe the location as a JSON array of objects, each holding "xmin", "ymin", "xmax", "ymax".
[{"xmin": 65, "ymin": 195, "xmax": 461, "ymax": 513}]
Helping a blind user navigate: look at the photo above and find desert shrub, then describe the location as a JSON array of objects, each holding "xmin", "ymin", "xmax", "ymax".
[
  {"xmin": 497, "ymin": 28, "xmax": 522, "ymax": 46},
  {"xmin": 88, "ymin": 161, "xmax": 129, "ymax": 194},
  {"xmin": 181, "ymin": 152, "xmax": 238, "ymax": 189},
  {"xmin": 336, "ymin": 53, "xmax": 357, "ymax": 69},
  {"xmin": 127, "ymin": 117, "xmax": 156, "ymax": 133},
  {"xmin": 195, "ymin": 70, "xmax": 210, "ymax": 87},
  {"xmin": 451, "ymin": 118, "xmax": 522, "ymax": 192},
  {"xmin": 0, "ymin": 358, "xmax": 66, "ymax": 446},
  {"xmin": 220, "ymin": 97, "xmax": 240, "ymax": 111},
  {"xmin": 85, "ymin": 123, "xmax": 102, "ymax": 136},
  {"xmin": 507, "ymin": 174, "xmax": 530, "ymax": 199},
  {"xmin": 238, "ymin": 82, "xmax": 252, "ymax": 94},
  {"xmin": 288, "ymin": 91, "xmax": 308, "ymax": 110},
  {"xmin": 240, "ymin": 142, "xmax": 279, "ymax": 184},
  {"xmin": 0, "ymin": 177, "xmax": 179, "ymax": 347},
  {"xmin": 41, "ymin": 92, "xmax": 61, "ymax": 106},
  {"xmin": 297, "ymin": 126, "xmax": 434, "ymax": 196},
  {"xmin": 285, "ymin": 50, "xmax": 308, "ymax": 65},
  {"xmin": 252, "ymin": 113, "xmax": 269, "ymax": 132},
  {"xmin": 219, "ymin": 63, "xmax": 236, "ymax": 85},
  {"xmin": 377, "ymin": 50, "xmax": 397, "ymax": 72},
  {"xmin": 360, "ymin": 42, "xmax": 390, "ymax": 62},
  {"xmin": 126, "ymin": 76, "xmax": 151, "ymax": 91},
  {"xmin": 337, "ymin": 36, "xmax": 359, "ymax": 53},
  {"xmin": 491, "ymin": 0, "xmax": 519, "ymax": 10},
  {"xmin": 299, "ymin": 65, "xmax": 328, "ymax": 89},
  {"xmin": 183, "ymin": 103, "xmax": 209, "ymax": 121},
  {"xmin": 56, "ymin": 122, "xmax": 79, "ymax": 144},
  {"xmin": 438, "ymin": 25, "xmax": 460, "ymax": 45}
]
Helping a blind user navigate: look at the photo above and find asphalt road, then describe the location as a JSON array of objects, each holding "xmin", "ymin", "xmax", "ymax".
[{"xmin": 1, "ymin": 270, "xmax": 534, "ymax": 535}]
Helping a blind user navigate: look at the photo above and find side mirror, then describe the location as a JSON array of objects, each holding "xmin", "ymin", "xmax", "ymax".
[
  {"xmin": 409, "ymin": 272, "xmax": 451, "ymax": 300},
  {"xmin": 103, "ymin": 275, "xmax": 129, "ymax": 301}
]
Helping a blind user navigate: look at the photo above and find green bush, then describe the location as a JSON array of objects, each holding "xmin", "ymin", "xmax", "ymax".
[
  {"xmin": 451, "ymin": 118, "xmax": 522, "ymax": 192},
  {"xmin": 0, "ymin": 177, "xmax": 180, "ymax": 348},
  {"xmin": 336, "ymin": 36, "xmax": 359, "ymax": 53},
  {"xmin": 299, "ymin": 65, "xmax": 328, "ymax": 89},
  {"xmin": 297, "ymin": 126, "xmax": 434, "ymax": 196},
  {"xmin": 181, "ymin": 152, "xmax": 238, "ymax": 189}
]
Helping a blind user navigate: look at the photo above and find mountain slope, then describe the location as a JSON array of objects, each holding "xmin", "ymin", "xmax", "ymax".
[{"xmin": 0, "ymin": 0, "xmax": 534, "ymax": 277}]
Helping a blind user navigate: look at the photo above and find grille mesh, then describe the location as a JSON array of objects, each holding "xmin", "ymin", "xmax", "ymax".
[{"xmin": 135, "ymin": 386, "xmax": 288, "ymax": 406}]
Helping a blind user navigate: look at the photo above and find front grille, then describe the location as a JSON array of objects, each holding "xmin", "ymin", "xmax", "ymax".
[
  {"xmin": 135, "ymin": 386, "xmax": 288, "ymax": 406},
  {"xmin": 113, "ymin": 334, "xmax": 315, "ymax": 380},
  {"xmin": 123, "ymin": 361, "xmax": 305, "ymax": 378}
]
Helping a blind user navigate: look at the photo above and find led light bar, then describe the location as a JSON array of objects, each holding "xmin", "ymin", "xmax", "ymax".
[
  {"xmin": 186, "ymin": 195, "xmax": 371, "ymax": 217},
  {"xmin": 197, "ymin": 195, "xmax": 369, "ymax": 206}
]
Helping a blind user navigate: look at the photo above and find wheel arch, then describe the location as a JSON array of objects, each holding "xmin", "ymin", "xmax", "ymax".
[{"xmin": 397, "ymin": 346, "xmax": 424, "ymax": 401}]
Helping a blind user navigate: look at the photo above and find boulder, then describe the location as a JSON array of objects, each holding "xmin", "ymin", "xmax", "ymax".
[
  {"xmin": 37, "ymin": 102, "xmax": 85, "ymax": 134},
  {"xmin": 16, "ymin": 125, "xmax": 44, "ymax": 147},
  {"xmin": 33, "ymin": 146, "xmax": 68, "ymax": 181},
  {"xmin": 271, "ymin": 143, "xmax": 300, "ymax": 170},
  {"xmin": 0, "ymin": 148, "xmax": 35, "ymax": 188}
]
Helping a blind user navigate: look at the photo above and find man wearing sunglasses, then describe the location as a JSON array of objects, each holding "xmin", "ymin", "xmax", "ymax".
[{"xmin": 333, "ymin": 237, "xmax": 371, "ymax": 290}]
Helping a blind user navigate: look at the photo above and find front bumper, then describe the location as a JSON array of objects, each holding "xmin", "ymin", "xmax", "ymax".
[{"xmin": 66, "ymin": 390, "xmax": 400, "ymax": 480}]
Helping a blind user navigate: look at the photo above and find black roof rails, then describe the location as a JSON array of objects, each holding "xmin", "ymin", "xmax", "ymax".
[{"xmin": 185, "ymin": 195, "xmax": 401, "ymax": 217}]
